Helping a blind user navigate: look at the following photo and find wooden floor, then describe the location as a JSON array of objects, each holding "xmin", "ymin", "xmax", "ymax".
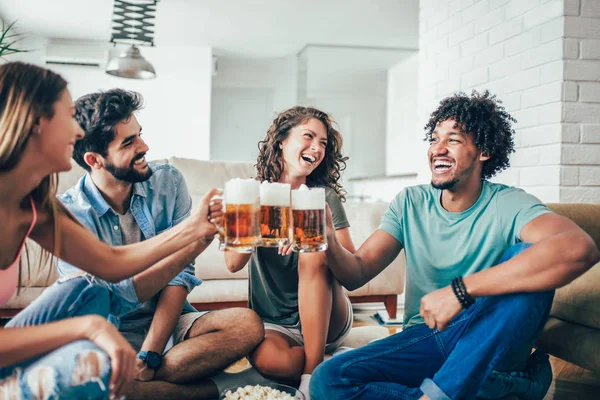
[{"xmin": 545, "ymin": 356, "xmax": 600, "ymax": 399}]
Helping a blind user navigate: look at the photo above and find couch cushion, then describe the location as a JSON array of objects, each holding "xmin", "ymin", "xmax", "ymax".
[
  {"xmin": 169, "ymin": 157, "xmax": 255, "ymax": 196},
  {"xmin": 170, "ymin": 157, "xmax": 255, "ymax": 280},
  {"xmin": 188, "ymin": 279, "xmax": 249, "ymax": 304},
  {"xmin": 344, "ymin": 201, "xmax": 406, "ymax": 296},
  {"xmin": 546, "ymin": 204, "xmax": 600, "ymax": 330},
  {"xmin": 195, "ymin": 240, "xmax": 249, "ymax": 280},
  {"xmin": 18, "ymin": 240, "xmax": 59, "ymax": 287},
  {"xmin": 550, "ymin": 262, "xmax": 600, "ymax": 330},
  {"xmin": 538, "ymin": 317, "xmax": 600, "ymax": 372},
  {"xmin": 2, "ymin": 287, "xmax": 47, "ymax": 309},
  {"xmin": 547, "ymin": 203, "xmax": 600, "ymax": 248}
]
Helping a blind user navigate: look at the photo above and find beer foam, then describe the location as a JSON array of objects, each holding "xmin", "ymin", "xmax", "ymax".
[
  {"xmin": 291, "ymin": 187, "xmax": 325, "ymax": 210},
  {"xmin": 260, "ymin": 182, "xmax": 291, "ymax": 206},
  {"xmin": 225, "ymin": 178, "xmax": 260, "ymax": 204}
]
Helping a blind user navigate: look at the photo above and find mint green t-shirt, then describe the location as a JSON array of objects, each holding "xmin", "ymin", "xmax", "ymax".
[{"xmin": 378, "ymin": 181, "xmax": 551, "ymax": 328}]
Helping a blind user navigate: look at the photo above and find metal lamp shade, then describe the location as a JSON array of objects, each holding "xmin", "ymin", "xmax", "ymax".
[{"xmin": 106, "ymin": 45, "xmax": 156, "ymax": 79}]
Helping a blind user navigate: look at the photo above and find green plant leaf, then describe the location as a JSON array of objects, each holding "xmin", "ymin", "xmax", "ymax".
[{"xmin": 0, "ymin": 20, "xmax": 28, "ymax": 58}]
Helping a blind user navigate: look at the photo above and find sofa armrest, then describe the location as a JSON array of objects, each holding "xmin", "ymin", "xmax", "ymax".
[
  {"xmin": 551, "ymin": 261, "xmax": 600, "ymax": 331},
  {"xmin": 537, "ymin": 316, "xmax": 600, "ymax": 373}
]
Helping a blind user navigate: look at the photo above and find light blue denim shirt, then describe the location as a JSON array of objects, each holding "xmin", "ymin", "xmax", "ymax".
[{"xmin": 57, "ymin": 163, "xmax": 201, "ymax": 330}]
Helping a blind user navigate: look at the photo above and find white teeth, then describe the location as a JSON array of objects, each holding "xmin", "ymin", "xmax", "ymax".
[
  {"xmin": 134, "ymin": 157, "xmax": 145, "ymax": 165},
  {"xmin": 301, "ymin": 154, "xmax": 316, "ymax": 163},
  {"xmin": 434, "ymin": 160, "xmax": 452, "ymax": 167}
]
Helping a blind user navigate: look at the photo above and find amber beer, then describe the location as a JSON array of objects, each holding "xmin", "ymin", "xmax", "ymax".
[
  {"xmin": 222, "ymin": 178, "xmax": 261, "ymax": 253},
  {"xmin": 259, "ymin": 182, "xmax": 291, "ymax": 247},
  {"xmin": 291, "ymin": 187, "xmax": 327, "ymax": 252}
]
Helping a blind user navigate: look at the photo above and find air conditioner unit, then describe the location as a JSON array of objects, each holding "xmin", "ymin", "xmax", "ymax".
[{"xmin": 45, "ymin": 40, "xmax": 109, "ymax": 68}]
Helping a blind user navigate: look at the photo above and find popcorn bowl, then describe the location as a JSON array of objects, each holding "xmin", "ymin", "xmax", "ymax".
[{"xmin": 220, "ymin": 383, "xmax": 305, "ymax": 400}]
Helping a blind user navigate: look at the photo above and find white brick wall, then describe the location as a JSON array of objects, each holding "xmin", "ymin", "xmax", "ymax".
[
  {"xmin": 418, "ymin": 0, "xmax": 600, "ymax": 203},
  {"xmin": 561, "ymin": 0, "xmax": 600, "ymax": 202}
]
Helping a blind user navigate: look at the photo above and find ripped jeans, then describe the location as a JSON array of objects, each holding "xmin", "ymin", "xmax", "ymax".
[{"xmin": 0, "ymin": 275, "xmax": 112, "ymax": 399}]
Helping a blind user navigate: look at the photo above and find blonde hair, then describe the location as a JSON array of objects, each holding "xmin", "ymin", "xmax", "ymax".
[{"xmin": 0, "ymin": 62, "xmax": 68, "ymax": 288}]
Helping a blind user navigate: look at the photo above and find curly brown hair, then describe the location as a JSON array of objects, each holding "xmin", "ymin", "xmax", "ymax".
[
  {"xmin": 424, "ymin": 90, "xmax": 516, "ymax": 180},
  {"xmin": 255, "ymin": 106, "xmax": 348, "ymax": 201}
]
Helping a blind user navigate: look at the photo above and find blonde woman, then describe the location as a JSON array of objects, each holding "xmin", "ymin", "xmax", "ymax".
[{"xmin": 0, "ymin": 62, "xmax": 222, "ymax": 399}]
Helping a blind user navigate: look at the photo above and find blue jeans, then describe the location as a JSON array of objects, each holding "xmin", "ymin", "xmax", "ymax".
[
  {"xmin": 0, "ymin": 276, "xmax": 113, "ymax": 399},
  {"xmin": 311, "ymin": 243, "xmax": 555, "ymax": 400}
]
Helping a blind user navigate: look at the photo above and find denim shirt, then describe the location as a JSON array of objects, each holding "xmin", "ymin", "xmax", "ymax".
[{"xmin": 57, "ymin": 163, "xmax": 201, "ymax": 330}]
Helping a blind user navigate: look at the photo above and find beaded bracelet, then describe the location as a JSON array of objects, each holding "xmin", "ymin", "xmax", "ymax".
[{"xmin": 451, "ymin": 276, "xmax": 475, "ymax": 308}]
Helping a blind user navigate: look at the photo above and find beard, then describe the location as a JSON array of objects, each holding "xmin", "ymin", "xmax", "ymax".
[
  {"xmin": 105, "ymin": 153, "xmax": 153, "ymax": 183},
  {"xmin": 430, "ymin": 156, "xmax": 479, "ymax": 191},
  {"xmin": 431, "ymin": 178, "xmax": 459, "ymax": 190}
]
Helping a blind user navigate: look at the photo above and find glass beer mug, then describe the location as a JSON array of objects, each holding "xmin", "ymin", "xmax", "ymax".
[
  {"xmin": 259, "ymin": 182, "xmax": 292, "ymax": 247},
  {"xmin": 291, "ymin": 186, "xmax": 327, "ymax": 252},
  {"xmin": 218, "ymin": 178, "xmax": 261, "ymax": 253}
]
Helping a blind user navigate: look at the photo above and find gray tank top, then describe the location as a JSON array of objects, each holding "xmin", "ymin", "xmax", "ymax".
[{"xmin": 248, "ymin": 186, "xmax": 350, "ymax": 326}]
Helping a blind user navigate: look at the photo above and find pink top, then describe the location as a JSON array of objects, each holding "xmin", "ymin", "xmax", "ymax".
[{"xmin": 0, "ymin": 197, "xmax": 37, "ymax": 306}]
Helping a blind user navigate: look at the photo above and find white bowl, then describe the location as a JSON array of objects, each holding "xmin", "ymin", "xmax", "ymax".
[{"xmin": 220, "ymin": 383, "xmax": 305, "ymax": 400}]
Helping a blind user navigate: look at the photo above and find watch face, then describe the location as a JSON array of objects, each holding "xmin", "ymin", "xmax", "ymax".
[{"xmin": 146, "ymin": 352, "xmax": 161, "ymax": 369}]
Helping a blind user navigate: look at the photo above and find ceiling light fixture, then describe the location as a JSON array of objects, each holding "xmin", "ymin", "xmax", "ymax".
[{"xmin": 106, "ymin": 0, "xmax": 158, "ymax": 79}]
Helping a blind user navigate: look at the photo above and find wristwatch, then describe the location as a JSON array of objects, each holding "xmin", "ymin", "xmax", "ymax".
[{"xmin": 137, "ymin": 350, "xmax": 162, "ymax": 370}]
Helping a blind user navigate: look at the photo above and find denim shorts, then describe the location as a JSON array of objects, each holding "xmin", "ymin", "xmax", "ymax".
[
  {"xmin": 121, "ymin": 310, "xmax": 209, "ymax": 353},
  {"xmin": 263, "ymin": 294, "xmax": 353, "ymax": 354}
]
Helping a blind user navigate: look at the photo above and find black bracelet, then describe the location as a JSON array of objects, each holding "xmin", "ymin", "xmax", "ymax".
[
  {"xmin": 452, "ymin": 276, "xmax": 475, "ymax": 308},
  {"xmin": 457, "ymin": 276, "xmax": 476, "ymax": 307},
  {"xmin": 460, "ymin": 277, "xmax": 475, "ymax": 307},
  {"xmin": 451, "ymin": 278, "xmax": 465, "ymax": 306},
  {"xmin": 451, "ymin": 278, "xmax": 468, "ymax": 308}
]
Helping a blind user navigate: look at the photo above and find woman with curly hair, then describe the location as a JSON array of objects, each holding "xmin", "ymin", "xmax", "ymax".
[{"xmin": 223, "ymin": 106, "xmax": 355, "ymax": 398}]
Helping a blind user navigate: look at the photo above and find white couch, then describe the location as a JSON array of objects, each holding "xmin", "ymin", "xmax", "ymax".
[{"xmin": 1, "ymin": 157, "xmax": 406, "ymax": 318}]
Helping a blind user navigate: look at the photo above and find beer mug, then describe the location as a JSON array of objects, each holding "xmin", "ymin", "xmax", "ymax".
[
  {"xmin": 217, "ymin": 231, "xmax": 226, "ymax": 251},
  {"xmin": 259, "ymin": 182, "xmax": 292, "ymax": 247},
  {"xmin": 291, "ymin": 186, "xmax": 327, "ymax": 252},
  {"xmin": 219, "ymin": 178, "xmax": 261, "ymax": 253}
]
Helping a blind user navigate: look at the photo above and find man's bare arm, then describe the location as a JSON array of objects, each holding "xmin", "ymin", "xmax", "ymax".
[
  {"xmin": 324, "ymin": 207, "xmax": 404, "ymax": 291},
  {"xmin": 465, "ymin": 213, "xmax": 600, "ymax": 297},
  {"xmin": 132, "ymin": 239, "xmax": 210, "ymax": 302},
  {"xmin": 141, "ymin": 285, "xmax": 187, "ymax": 354}
]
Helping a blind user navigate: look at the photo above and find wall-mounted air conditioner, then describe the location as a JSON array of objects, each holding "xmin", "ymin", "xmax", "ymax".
[{"xmin": 45, "ymin": 40, "xmax": 108, "ymax": 67}]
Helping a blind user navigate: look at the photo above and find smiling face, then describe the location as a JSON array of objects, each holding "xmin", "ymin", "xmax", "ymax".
[
  {"xmin": 101, "ymin": 114, "xmax": 152, "ymax": 183},
  {"xmin": 428, "ymin": 119, "xmax": 488, "ymax": 190},
  {"xmin": 36, "ymin": 89, "xmax": 84, "ymax": 172},
  {"xmin": 280, "ymin": 118, "xmax": 328, "ymax": 180}
]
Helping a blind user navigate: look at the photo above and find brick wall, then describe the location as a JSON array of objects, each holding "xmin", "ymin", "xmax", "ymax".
[
  {"xmin": 418, "ymin": 0, "xmax": 600, "ymax": 203},
  {"xmin": 561, "ymin": 0, "xmax": 600, "ymax": 202}
]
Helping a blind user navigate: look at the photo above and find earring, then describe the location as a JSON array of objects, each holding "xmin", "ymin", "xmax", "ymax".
[
  {"xmin": 279, "ymin": 144, "xmax": 283, "ymax": 149},
  {"xmin": 33, "ymin": 127, "xmax": 41, "ymax": 135}
]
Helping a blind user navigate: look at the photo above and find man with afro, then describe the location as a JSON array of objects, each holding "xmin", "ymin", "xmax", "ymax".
[{"xmin": 310, "ymin": 91, "xmax": 600, "ymax": 400}]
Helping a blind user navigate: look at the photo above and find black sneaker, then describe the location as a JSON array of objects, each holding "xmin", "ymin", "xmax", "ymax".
[{"xmin": 477, "ymin": 349, "xmax": 552, "ymax": 400}]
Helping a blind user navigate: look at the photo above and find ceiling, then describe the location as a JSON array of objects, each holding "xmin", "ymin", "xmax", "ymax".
[{"xmin": 0, "ymin": 0, "xmax": 419, "ymax": 58}]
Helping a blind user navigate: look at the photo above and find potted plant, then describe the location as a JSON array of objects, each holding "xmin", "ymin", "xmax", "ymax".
[{"xmin": 0, "ymin": 20, "xmax": 27, "ymax": 59}]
